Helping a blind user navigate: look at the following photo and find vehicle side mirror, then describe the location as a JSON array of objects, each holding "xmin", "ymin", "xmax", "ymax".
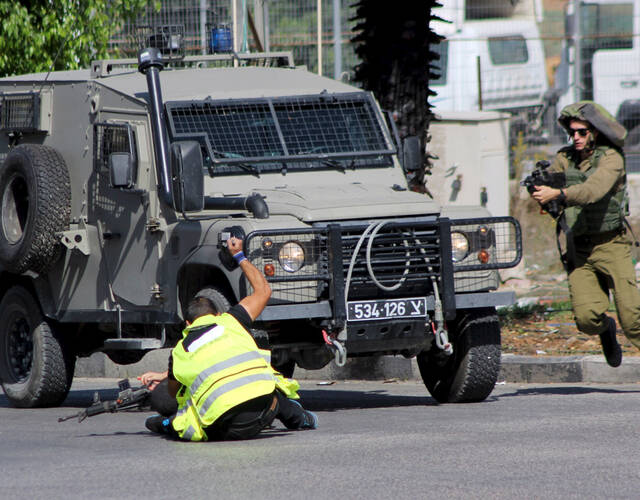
[
  {"xmin": 170, "ymin": 141, "xmax": 204, "ymax": 212},
  {"xmin": 109, "ymin": 152, "xmax": 137, "ymax": 188},
  {"xmin": 402, "ymin": 136, "xmax": 422, "ymax": 172}
]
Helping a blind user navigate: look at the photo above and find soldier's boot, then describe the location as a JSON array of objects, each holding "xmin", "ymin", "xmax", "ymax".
[{"xmin": 599, "ymin": 317, "xmax": 622, "ymax": 368}]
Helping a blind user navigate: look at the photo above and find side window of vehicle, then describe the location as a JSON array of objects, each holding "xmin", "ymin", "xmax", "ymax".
[
  {"xmin": 488, "ymin": 36, "xmax": 528, "ymax": 65},
  {"xmin": 430, "ymin": 40, "xmax": 448, "ymax": 85},
  {"xmin": 94, "ymin": 122, "xmax": 138, "ymax": 188}
]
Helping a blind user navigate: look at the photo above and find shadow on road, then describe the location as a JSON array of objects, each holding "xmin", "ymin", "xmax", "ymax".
[
  {"xmin": 0, "ymin": 388, "xmax": 122, "ymax": 409},
  {"xmin": 495, "ymin": 386, "xmax": 640, "ymax": 398},
  {"xmin": 1, "ymin": 386, "xmax": 438, "ymax": 412},
  {"xmin": 299, "ymin": 387, "xmax": 437, "ymax": 412}
]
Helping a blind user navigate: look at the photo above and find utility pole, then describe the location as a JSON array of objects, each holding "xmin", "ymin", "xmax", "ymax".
[
  {"xmin": 333, "ymin": 0, "xmax": 342, "ymax": 80},
  {"xmin": 571, "ymin": 0, "xmax": 583, "ymax": 102},
  {"xmin": 317, "ymin": 0, "xmax": 323, "ymax": 75}
]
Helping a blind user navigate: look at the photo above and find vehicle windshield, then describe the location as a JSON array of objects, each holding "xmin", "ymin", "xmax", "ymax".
[{"xmin": 165, "ymin": 92, "xmax": 395, "ymax": 176}]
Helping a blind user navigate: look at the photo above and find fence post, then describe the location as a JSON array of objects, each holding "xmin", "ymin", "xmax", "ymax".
[
  {"xmin": 333, "ymin": 0, "xmax": 342, "ymax": 80},
  {"xmin": 317, "ymin": 0, "xmax": 323, "ymax": 75},
  {"xmin": 476, "ymin": 55, "xmax": 483, "ymax": 110}
]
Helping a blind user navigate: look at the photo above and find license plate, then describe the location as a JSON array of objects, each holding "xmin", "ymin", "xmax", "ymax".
[{"xmin": 347, "ymin": 297, "xmax": 427, "ymax": 322}]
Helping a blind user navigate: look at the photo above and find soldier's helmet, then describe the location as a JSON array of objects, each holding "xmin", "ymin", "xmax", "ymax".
[{"xmin": 558, "ymin": 100, "xmax": 627, "ymax": 148}]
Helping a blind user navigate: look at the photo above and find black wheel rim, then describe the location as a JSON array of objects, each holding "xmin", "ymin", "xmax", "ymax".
[{"xmin": 6, "ymin": 313, "xmax": 33, "ymax": 382}]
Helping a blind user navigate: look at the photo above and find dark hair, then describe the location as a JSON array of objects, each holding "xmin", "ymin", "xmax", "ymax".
[{"xmin": 186, "ymin": 296, "xmax": 218, "ymax": 323}]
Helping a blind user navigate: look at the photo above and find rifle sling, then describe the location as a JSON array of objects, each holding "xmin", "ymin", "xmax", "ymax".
[{"xmin": 556, "ymin": 213, "xmax": 576, "ymax": 273}]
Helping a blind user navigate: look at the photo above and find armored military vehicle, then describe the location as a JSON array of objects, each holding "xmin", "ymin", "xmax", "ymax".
[{"xmin": 0, "ymin": 48, "xmax": 521, "ymax": 408}]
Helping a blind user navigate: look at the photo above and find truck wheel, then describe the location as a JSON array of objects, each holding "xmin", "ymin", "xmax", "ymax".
[
  {"xmin": 626, "ymin": 125, "xmax": 640, "ymax": 148},
  {"xmin": 195, "ymin": 286, "xmax": 231, "ymax": 314},
  {"xmin": 0, "ymin": 286, "xmax": 75, "ymax": 407},
  {"xmin": 417, "ymin": 308, "xmax": 501, "ymax": 403},
  {"xmin": 272, "ymin": 359, "xmax": 295, "ymax": 378},
  {"xmin": 0, "ymin": 144, "xmax": 71, "ymax": 274}
]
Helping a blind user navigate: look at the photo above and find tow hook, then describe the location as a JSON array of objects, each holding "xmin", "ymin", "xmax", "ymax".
[
  {"xmin": 432, "ymin": 322, "xmax": 453, "ymax": 356},
  {"xmin": 322, "ymin": 329, "xmax": 347, "ymax": 367}
]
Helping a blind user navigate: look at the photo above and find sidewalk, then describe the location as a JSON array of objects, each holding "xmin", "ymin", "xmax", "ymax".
[{"xmin": 75, "ymin": 349, "xmax": 640, "ymax": 384}]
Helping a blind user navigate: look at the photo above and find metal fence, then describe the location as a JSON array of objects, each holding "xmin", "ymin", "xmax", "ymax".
[
  {"xmin": 109, "ymin": 0, "xmax": 359, "ymax": 79},
  {"xmin": 108, "ymin": 1, "xmax": 640, "ymax": 136}
]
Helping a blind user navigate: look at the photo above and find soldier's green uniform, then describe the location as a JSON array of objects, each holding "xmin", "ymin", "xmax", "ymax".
[{"xmin": 551, "ymin": 101, "xmax": 640, "ymax": 357}]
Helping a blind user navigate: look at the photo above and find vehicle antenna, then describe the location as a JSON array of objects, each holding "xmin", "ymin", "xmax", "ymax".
[{"xmin": 38, "ymin": 16, "xmax": 85, "ymax": 94}]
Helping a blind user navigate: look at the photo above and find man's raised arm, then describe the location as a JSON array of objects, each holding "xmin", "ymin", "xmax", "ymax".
[{"xmin": 227, "ymin": 236, "xmax": 271, "ymax": 321}]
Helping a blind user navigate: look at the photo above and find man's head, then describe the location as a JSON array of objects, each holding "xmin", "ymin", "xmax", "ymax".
[
  {"xmin": 558, "ymin": 101, "xmax": 627, "ymax": 149},
  {"xmin": 567, "ymin": 118, "xmax": 598, "ymax": 153},
  {"xmin": 186, "ymin": 296, "xmax": 219, "ymax": 324}
]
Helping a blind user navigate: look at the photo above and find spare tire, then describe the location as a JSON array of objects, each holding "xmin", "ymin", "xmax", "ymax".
[{"xmin": 0, "ymin": 144, "xmax": 71, "ymax": 274}]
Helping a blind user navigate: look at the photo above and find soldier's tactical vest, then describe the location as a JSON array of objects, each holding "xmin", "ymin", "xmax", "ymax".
[
  {"xmin": 563, "ymin": 146, "xmax": 627, "ymax": 236},
  {"xmin": 171, "ymin": 313, "xmax": 276, "ymax": 441}
]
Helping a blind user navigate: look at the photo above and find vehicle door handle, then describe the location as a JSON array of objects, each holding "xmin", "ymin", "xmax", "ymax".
[{"xmin": 621, "ymin": 80, "xmax": 638, "ymax": 88}]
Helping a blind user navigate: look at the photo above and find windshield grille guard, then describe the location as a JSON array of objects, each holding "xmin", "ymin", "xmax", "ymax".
[{"xmin": 165, "ymin": 92, "xmax": 396, "ymax": 168}]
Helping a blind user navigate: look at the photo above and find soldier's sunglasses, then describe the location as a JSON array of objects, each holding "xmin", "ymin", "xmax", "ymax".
[{"xmin": 569, "ymin": 128, "xmax": 590, "ymax": 137}]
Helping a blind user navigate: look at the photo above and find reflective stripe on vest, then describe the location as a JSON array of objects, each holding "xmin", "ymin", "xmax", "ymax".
[
  {"xmin": 260, "ymin": 349, "xmax": 271, "ymax": 365},
  {"xmin": 199, "ymin": 372, "xmax": 275, "ymax": 417},
  {"xmin": 183, "ymin": 426, "xmax": 196, "ymax": 441},
  {"xmin": 171, "ymin": 313, "xmax": 277, "ymax": 440},
  {"xmin": 189, "ymin": 350, "xmax": 265, "ymax": 397}
]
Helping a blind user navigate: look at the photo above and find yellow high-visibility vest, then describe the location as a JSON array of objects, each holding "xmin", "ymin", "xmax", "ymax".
[{"xmin": 171, "ymin": 313, "xmax": 276, "ymax": 441}]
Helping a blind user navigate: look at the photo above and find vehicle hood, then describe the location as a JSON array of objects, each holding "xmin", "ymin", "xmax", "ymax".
[{"xmin": 256, "ymin": 183, "xmax": 439, "ymax": 222}]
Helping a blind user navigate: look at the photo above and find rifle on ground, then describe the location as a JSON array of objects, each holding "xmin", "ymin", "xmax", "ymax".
[{"xmin": 58, "ymin": 379, "xmax": 150, "ymax": 423}]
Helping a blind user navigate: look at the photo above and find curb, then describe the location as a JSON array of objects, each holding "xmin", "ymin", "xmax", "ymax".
[{"xmin": 75, "ymin": 350, "xmax": 640, "ymax": 384}]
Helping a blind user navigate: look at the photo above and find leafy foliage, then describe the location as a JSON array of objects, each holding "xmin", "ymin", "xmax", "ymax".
[
  {"xmin": 351, "ymin": 0, "xmax": 442, "ymax": 193},
  {"xmin": 0, "ymin": 0, "xmax": 156, "ymax": 77}
]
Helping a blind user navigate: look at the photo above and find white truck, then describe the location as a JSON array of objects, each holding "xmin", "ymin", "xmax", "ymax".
[
  {"xmin": 553, "ymin": 1, "xmax": 640, "ymax": 141},
  {"xmin": 550, "ymin": 0, "xmax": 640, "ymax": 172},
  {"xmin": 430, "ymin": 0, "xmax": 548, "ymax": 141}
]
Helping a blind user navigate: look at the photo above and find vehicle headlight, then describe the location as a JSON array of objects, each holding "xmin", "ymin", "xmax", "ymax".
[
  {"xmin": 278, "ymin": 241, "xmax": 305, "ymax": 272},
  {"xmin": 451, "ymin": 232, "xmax": 469, "ymax": 262}
]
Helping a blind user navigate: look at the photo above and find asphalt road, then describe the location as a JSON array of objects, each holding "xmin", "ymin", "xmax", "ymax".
[{"xmin": 2, "ymin": 378, "xmax": 640, "ymax": 500}]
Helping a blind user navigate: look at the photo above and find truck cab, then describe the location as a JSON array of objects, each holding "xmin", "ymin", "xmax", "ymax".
[
  {"xmin": 552, "ymin": 0, "xmax": 640, "ymax": 168},
  {"xmin": 431, "ymin": 0, "xmax": 548, "ymax": 139}
]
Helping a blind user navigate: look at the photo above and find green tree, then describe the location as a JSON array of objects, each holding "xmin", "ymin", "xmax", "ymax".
[
  {"xmin": 351, "ymin": 0, "xmax": 441, "ymax": 194},
  {"xmin": 0, "ymin": 0, "xmax": 154, "ymax": 77}
]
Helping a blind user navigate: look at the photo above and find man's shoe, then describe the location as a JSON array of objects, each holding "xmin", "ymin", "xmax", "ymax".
[
  {"xmin": 287, "ymin": 399, "xmax": 318, "ymax": 430},
  {"xmin": 300, "ymin": 410, "xmax": 318, "ymax": 430},
  {"xmin": 145, "ymin": 415, "xmax": 172, "ymax": 434},
  {"xmin": 599, "ymin": 317, "xmax": 622, "ymax": 368}
]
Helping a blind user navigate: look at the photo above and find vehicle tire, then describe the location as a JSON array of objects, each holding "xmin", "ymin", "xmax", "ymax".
[
  {"xmin": 417, "ymin": 308, "xmax": 501, "ymax": 403},
  {"xmin": 272, "ymin": 358, "xmax": 295, "ymax": 378},
  {"xmin": 0, "ymin": 285, "xmax": 75, "ymax": 407},
  {"xmin": 195, "ymin": 286, "xmax": 232, "ymax": 314},
  {"xmin": 626, "ymin": 125, "xmax": 640, "ymax": 148},
  {"xmin": 0, "ymin": 144, "xmax": 71, "ymax": 274}
]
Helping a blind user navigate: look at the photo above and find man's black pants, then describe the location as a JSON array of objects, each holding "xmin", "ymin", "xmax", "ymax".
[{"xmin": 150, "ymin": 379, "xmax": 307, "ymax": 440}]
